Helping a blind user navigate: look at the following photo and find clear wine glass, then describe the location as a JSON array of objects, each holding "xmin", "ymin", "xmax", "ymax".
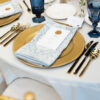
[
  {"xmin": 87, "ymin": 0, "xmax": 100, "ymax": 38},
  {"xmin": 30, "ymin": 0, "xmax": 45, "ymax": 23}
]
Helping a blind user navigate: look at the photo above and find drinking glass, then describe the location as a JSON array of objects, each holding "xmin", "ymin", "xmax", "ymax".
[
  {"xmin": 87, "ymin": 0, "xmax": 100, "ymax": 38},
  {"xmin": 30, "ymin": 0, "xmax": 45, "ymax": 23}
]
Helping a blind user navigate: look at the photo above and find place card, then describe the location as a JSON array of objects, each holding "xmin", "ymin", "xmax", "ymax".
[
  {"xmin": 37, "ymin": 27, "xmax": 70, "ymax": 50},
  {"xmin": 0, "ymin": 4, "xmax": 14, "ymax": 16},
  {"xmin": 66, "ymin": 16, "xmax": 84, "ymax": 27}
]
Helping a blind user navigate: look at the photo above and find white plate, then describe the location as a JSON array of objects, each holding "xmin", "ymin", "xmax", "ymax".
[
  {"xmin": 45, "ymin": 0, "xmax": 55, "ymax": 4},
  {"xmin": 85, "ymin": 14, "xmax": 100, "ymax": 27},
  {"xmin": 45, "ymin": 4, "xmax": 76, "ymax": 20},
  {"xmin": 3, "ymin": 78, "xmax": 61, "ymax": 100}
]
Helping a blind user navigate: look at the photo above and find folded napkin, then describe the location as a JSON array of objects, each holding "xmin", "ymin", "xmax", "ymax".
[
  {"xmin": 0, "ymin": 0, "xmax": 22, "ymax": 18},
  {"xmin": 15, "ymin": 21, "xmax": 78, "ymax": 67}
]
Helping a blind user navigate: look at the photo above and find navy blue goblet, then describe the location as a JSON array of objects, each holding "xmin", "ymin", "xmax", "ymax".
[
  {"xmin": 30, "ymin": 0, "xmax": 45, "ymax": 23},
  {"xmin": 87, "ymin": 0, "xmax": 100, "ymax": 38}
]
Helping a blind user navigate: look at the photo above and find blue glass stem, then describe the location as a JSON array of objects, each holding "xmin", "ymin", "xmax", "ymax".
[
  {"xmin": 93, "ymin": 22, "xmax": 97, "ymax": 31},
  {"xmin": 88, "ymin": 22, "xmax": 100, "ymax": 38}
]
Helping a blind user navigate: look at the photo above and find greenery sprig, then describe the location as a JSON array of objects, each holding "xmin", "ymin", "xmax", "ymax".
[{"xmin": 79, "ymin": 0, "xmax": 86, "ymax": 17}]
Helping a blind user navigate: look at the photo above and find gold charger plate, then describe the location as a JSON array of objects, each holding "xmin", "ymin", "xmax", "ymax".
[
  {"xmin": 13, "ymin": 24, "xmax": 85, "ymax": 68},
  {"xmin": 0, "ymin": 0, "xmax": 22, "ymax": 27}
]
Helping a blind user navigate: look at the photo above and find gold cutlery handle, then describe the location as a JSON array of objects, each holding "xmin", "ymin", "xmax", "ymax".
[
  {"xmin": 0, "ymin": 30, "xmax": 11, "ymax": 39},
  {"xmin": 0, "ymin": 31, "xmax": 17, "ymax": 44},
  {"xmin": 67, "ymin": 41, "xmax": 93, "ymax": 74},
  {"xmin": 0, "ymin": 25, "xmax": 19, "ymax": 39},
  {"xmin": 79, "ymin": 59, "xmax": 91, "ymax": 77},
  {"xmin": 67, "ymin": 57, "xmax": 81, "ymax": 73},
  {"xmin": 23, "ymin": 0, "xmax": 31, "ymax": 12},
  {"xmin": 79, "ymin": 48, "xmax": 100, "ymax": 77},
  {"xmin": 74, "ymin": 57, "xmax": 87, "ymax": 74},
  {"xmin": 3, "ymin": 31, "xmax": 21, "ymax": 47}
]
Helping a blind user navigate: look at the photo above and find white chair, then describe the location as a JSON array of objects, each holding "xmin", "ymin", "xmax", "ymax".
[{"xmin": 0, "ymin": 77, "xmax": 61, "ymax": 100}]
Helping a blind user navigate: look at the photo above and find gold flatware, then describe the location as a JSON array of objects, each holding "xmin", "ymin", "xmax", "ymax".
[
  {"xmin": 0, "ymin": 23, "xmax": 21, "ymax": 44},
  {"xmin": 0, "ymin": 30, "xmax": 19, "ymax": 44},
  {"xmin": 67, "ymin": 41, "xmax": 94, "ymax": 73},
  {"xmin": 3, "ymin": 24, "xmax": 30, "ymax": 47},
  {"xmin": 79, "ymin": 49, "xmax": 100, "ymax": 77},
  {"xmin": 0, "ymin": 25, "xmax": 17, "ymax": 39},
  {"xmin": 0, "ymin": 23, "xmax": 30, "ymax": 47},
  {"xmin": 3, "ymin": 30, "xmax": 22, "ymax": 47},
  {"xmin": 23, "ymin": 0, "xmax": 31, "ymax": 12},
  {"xmin": 74, "ymin": 42, "xmax": 99, "ymax": 74}
]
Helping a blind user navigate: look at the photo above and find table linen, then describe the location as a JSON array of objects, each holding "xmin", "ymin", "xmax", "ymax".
[{"xmin": 0, "ymin": 0, "xmax": 100, "ymax": 100}]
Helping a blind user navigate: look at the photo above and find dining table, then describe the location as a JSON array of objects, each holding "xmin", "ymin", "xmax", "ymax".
[{"xmin": 0, "ymin": 0, "xmax": 100, "ymax": 100}]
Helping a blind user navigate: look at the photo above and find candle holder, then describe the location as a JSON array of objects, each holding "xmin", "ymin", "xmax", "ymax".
[{"xmin": 30, "ymin": 0, "xmax": 45, "ymax": 23}]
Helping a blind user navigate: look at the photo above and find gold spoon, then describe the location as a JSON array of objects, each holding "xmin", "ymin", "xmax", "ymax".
[{"xmin": 79, "ymin": 49, "xmax": 100, "ymax": 77}]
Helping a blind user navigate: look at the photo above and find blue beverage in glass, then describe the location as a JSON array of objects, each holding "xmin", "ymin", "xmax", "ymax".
[
  {"xmin": 87, "ymin": 0, "xmax": 100, "ymax": 38},
  {"xmin": 30, "ymin": 0, "xmax": 45, "ymax": 23}
]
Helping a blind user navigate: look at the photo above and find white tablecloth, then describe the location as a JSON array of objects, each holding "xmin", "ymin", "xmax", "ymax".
[
  {"xmin": 0, "ymin": 71, "xmax": 7, "ymax": 94},
  {"xmin": 0, "ymin": 0, "xmax": 100, "ymax": 100}
]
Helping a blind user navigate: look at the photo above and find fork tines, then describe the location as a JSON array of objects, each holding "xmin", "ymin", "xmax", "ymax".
[{"xmin": 0, "ymin": 23, "xmax": 29, "ymax": 47}]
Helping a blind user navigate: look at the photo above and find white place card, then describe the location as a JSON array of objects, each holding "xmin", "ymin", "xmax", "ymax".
[
  {"xmin": 37, "ymin": 27, "xmax": 70, "ymax": 50},
  {"xmin": 0, "ymin": 4, "xmax": 14, "ymax": 16},
  {"xmin": 66, "ymin": 16, "xmax": 84, "ymax": 27}
]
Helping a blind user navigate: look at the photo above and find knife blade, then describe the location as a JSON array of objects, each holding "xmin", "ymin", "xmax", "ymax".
[{"xmin": 74, "ymin": 42, "xmax": 99, "ymax": 74}]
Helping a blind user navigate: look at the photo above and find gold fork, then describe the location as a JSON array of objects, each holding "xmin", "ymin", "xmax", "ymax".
[
  {"xmin": 3, "ymin": 24, "xmax": 30, "ymax": 47},
  {"xmin": 79, "ymin": 49, "xmax": 100, "ymax": 77},
  {"xmin": 0, "ymin": 23, "xmax": 21, "ymax": 44},
  {"xmin": 0, "ymin": 25, "xmax": 18, "ymax": 39}
]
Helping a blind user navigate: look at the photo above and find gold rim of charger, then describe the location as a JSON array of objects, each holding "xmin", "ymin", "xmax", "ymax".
[{"xmin": 0, "ymin": 0, "xmax": 22, "ymax": 27}]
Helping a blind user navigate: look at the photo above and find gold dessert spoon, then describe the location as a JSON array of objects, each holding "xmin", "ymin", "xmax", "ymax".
[{"xmin": 79, "ymin": 49, "xmax": 100, "ymax": 77}]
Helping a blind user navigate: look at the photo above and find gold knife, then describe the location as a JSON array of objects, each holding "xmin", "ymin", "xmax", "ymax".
[
  {"xmin": 3, "ymin": 30, "xmax": 22, "ymax": 47},
  {"xmin": 23, "ymin": 0, "xmax": 31, "ymax": 12},
  {"xmin": 67, "ymin": 41, "xmax": 94, "ymax": 73},
  {"xmin": 74, "ymin": 42, "xmax": 99, "ymax": 74},
  {"xmin": 0, "ymin": 30, "xmax": 19, "ymax": 44}
]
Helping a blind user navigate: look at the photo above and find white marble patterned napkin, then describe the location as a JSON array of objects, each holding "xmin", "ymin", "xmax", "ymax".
[
  {"xmin": 15, "ymin": 21, "xmax": 78, "ymax": 67},
  {"xmin": 0, "ymin": 0, "xmax": 22, "ymax": 18}
]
